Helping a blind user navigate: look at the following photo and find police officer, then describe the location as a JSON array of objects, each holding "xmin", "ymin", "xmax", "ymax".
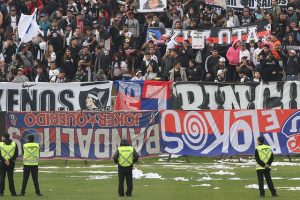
[
  {"xmin": 0, "ymin": 133, "xmax": 18, "ymax": 196},
  {"xmin": 20, "ymin": 135, "xmax": 42, "ymax": 196},
  {"xmin": 255, "ymin": 136, "xmax": 278, "ymax": 197},
  {"xmin": 113, "ymin": 139, "xmax": 139, "ymax": 197}
]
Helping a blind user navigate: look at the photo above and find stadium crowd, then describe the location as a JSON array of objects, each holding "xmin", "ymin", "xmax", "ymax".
[{"xmin": 0, "ymin": 0, "xmax": 299, "ymax": 83}]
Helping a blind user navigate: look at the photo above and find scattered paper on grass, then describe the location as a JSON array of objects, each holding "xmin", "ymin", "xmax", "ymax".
[
  {"xmin": 197, "ymin": 176, "xmax": 213, "ymax": 181},
  {"xmin": 245, "ymin": 184, "xmax": 268, "ymax": 189},
  {"xmin": 272, "ymin": 162, "xmax": 300, "ymax": 167},
  {"xmin": 81, "ymin": 171, "xmax": 117, "ymax": 174},
  {"xmin": 133, "ymin": 169, "xmax": 164, "ymax": 180},
  {"xmin": 272, "ymin": 177, "xmax": 285, "ymax": 180},
  {"xmin": 210, "ymin": 170, "xmax": 235, "ymax": 175},
  {"xmin": 174, "ymin": 177, "xmax": 189, "ymax": 181},
  {"xmin": 288, "ymin": 178, "xmax": 300, "ymax": 180},
  {"xmin": 214, "ymin": 187, "xmax": 220, "ymax": 190},
  {"xmin": 277, "ymin": 187, "xmax": 300, "ymax": 191},
  {"xmin": 227, "ymin": 177, "xmax": 241, "ymax": 180},
  {"xmin": 86, "ymin": 175, "xmax": 112, "ymax": 180},
  {"xmin": 39, "ymin": 166, "xmax": 59, "ymax": 169},
  {"xmin": 191, "ymin": 184, "xmax": 211, "ymax": 187}
]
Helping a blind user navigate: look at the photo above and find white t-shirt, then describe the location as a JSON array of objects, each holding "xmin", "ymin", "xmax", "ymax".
[
  {"xmin": 253, "ymin": 47, "xmax": 263, "ymax": 66},
  {"xmin": 49, "ymin": 69, "xmax": 59, "ymax": 82}
]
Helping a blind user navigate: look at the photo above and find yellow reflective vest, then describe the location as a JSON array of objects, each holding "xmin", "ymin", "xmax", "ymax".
[
  {"xmin": 256, "ymin": 144, "xmax": 272, "ymax": 170},
  {"xmin": 118, "ymin": 146, "xmax": 134, "ymax": 167},
  {"xmin": 23, "ymin": 143, "xmax": 40, "ymax": 166},
  {"xmin": 0, "ymin": 141, "xmax": 16, "ymax": 161}
]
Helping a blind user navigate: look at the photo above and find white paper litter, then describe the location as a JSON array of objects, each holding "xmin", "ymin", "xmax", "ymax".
[
  {"xmin": 197, "ymin": 176, "xmax": 213, "ymax": 181},
  {"xmin": 214, "ymin": 187, "xmax": 220, "ymax": 190},
  {"xmin": 132, "ymin": 169, "xmax": 164, "ymax": 180},
  {"xmin": 227, "ymin": 177, "xmax": 241, "ymax": 180},
  {"xmin": 80, "ymin": 171, "xmax": 117, "ymax": 174},
  {"xmin": 191, "ymin": 184, "xmax": 211, "ymax": 187},
  {"xmin": 86, "ymin": 175, "xmax": 112, "ymax": 180},
  {"xmin": 288, "ymin": 178, "xmax": 300, "ymax": 180},
  {"xmin": 272, "ymin": 177, "xmax": 285, "ymax": 180},
  {"xmin": 174, "ymin": 177, "xmax": 189, "ymax": 181},
  {"xmin": 245, "ymin": 184, "xmax": 268, "ymax": 189},
  {"xmin": 39, "ymin": 166, "xmax": 59, "ymax": 169},
  {"xmin": 277, "ymin": 187, "xmax": 300, "ymax": 191},
  {"xmin": 210, "ymin": 170, "xmax": 235, "ymax": 175}
]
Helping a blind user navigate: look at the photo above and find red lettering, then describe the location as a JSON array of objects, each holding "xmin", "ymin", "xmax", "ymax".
[
  {"xmin": 24, "ymin": 113, "xmax": 35, "ymax": 127},
  {"xmin": 77, "ymin": 113, "xmax": 87, "ymax": 127}
]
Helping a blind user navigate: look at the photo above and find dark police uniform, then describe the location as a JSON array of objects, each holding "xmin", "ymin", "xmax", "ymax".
[
  {"xmin": 0, "ymin": 137, "xmax": 18, "ymax": 196},
  {"xmin": 20, "ymin": 139, "xmax": 42, "ymax": 196},
  {"xmin": 113, "ymin": 139, "xmax": 139, "ymax": 197},
  {"xmin": 255, "ymin": 139, "xmax": 278, "ymax": 197}
]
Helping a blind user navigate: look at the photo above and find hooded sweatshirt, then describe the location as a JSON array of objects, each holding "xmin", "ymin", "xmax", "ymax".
[
  {"xmin": 0, "ymin": 139, "xmax": 19, "ymax": 163},
  {"xmin": 226, "ymin": 40, "xmax": 241, "ymax": 65}
]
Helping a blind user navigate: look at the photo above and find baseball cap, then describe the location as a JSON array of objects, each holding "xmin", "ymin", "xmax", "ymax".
[
  {"xmin": 219, "ymin": 57, "xmax": 226, "ymax": 62},
  {"xmin": 289, "ymin": 50, "xmax": 296, "ymax": 54}
]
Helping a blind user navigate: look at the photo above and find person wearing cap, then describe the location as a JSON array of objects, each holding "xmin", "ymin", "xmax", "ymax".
[
  {"xmin": 255, "ymin": 136, "xmax": 278, "ymax": 197},
  {"xmin": 38, "ymin": 13, "xmax": 51, "ymax": 38},
  {"xmin": 215, "ymin": 57, "xmax": 228, "ymax": 81},
  {"xmin": 214, "ymin": 69, "xmax": 226, "ymax": 83},
  {"xmin": 239, "ymin": 43, "xmax": 250, "ymax": 62},
  {"xmin": 20, "ymin": 134, "xmax": 42, "ymax": 196},
  {"xmin": 280, "ymin": 49, "xmax": 299, "ymax": 81},
  {"xmin": 186, "ymin": 18, "xmax": 198, "ymax": 30},
  {"xmin": 113, "ymin": 139, "xmax": 139, "ymax": 197},
  {"xmin": 205, "ymin": 47, "xmax": 222, "ymax": 82},
  {"xmin": 270, "ymin": 32, "xmax": 281, "ymax": 60},
  {"xmin": 236, "ymin": 56, "xmax": 253, "ymax": 80},
  {"xmin": 0, "ymin": 133, "xmax": 18, "ymax": 196},
  {"xmin": 12, "ymin": 67, "xmax": 29, "ymax": 83}
]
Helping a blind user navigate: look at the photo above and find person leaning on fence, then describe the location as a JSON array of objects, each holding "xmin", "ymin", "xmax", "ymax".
[
  {"xmin": 20, "ymin": 134, "xmax": 42, "ymax": 196},
  {"xmin": 255, "ymin": 136, "xmax": 278, "ymax": 198},
  {"xmin": 113, "ymin": 139, "xmax": 139, "ymax": 197},
  {"xmin": 0, "ymin": 133, "xmax": 18, "ymax": 196}
]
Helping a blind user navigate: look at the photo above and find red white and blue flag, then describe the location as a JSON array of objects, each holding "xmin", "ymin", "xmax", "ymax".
[{"xmin": 115, "ymin": 81, "xmax": 172, "ymax": 111}]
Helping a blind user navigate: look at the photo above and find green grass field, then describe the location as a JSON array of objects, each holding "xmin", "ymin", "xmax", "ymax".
[{"xmin": 1, "ymin": 156, "xmax": 300, "ymax": 200}]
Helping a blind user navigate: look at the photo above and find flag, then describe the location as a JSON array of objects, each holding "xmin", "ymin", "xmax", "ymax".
[
  {"xmin": 18, "ymin": 9, "xmax": 40, "ymax": 43},
  {"xmin": 205, "ymin": 0, "xmax": 227, "ymax": 9},
  {"xmin": 114, "ymin": 80, "xmax": 172, "ymax": 111}
]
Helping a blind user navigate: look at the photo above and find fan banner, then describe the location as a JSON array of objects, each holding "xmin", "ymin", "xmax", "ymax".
[
  {"xmin": 160, "ymin": 110, "xmax": 300, "ymax": 156},
  {"xmin": 6, "ymin": 111, "xmax": 161, "ymax": 159}
]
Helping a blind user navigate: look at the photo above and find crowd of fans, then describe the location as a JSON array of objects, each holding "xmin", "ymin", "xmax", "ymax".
[{"xmin": 0, "ymin": 0, "xmax": 299, "ymax": 83}]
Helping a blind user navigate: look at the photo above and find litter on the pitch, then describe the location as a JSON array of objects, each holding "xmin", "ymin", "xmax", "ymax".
[
  {"xmin": 132, "ymin": 169, "xmax": 164, "ymax": 180},
  {"xmin": 191, "ymin": 184, "xmax": 211, "ymax": 187},
  {"xmin": 277, "ymin": 187, "xmax": 300, "ymax": 191},
  {"xmin": 86, "ymin": 175, "xmax": 112, "ymax": 180},
  {"xmin": 80, "ymin": 170, "xmax": 117, "ymax": 174},
  {"xmin": 227, "ymin": 177, "xmax": 242, "ymax": 180},
  {"xmin": 245, "ymin": 184, "xmax": 268, "ymax": 189},
  {"xmin": 174, "ymin": 177, "xmax": 189, "ymax": 181},
  {"xmin": 214, "ymin": 187, "xmax": 220, "ymax": 190},
  {"xmin": 210, "ymin": 170, "xmax": 235, "ymax": 175},
  {"xmin": 288, "ymin": 178, "xmax": 300, "ymax": 180}
]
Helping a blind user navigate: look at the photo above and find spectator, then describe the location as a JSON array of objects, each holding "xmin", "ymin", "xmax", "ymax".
[
  {"xmin": 48, "ymin": 61, "xmax": 59, "ymax": 83},
  {"xmin": 186, "ymin": 58, "xmax": 201, "ymax": 81},
  {"xmin": 253, "ymin": 69, "xmax": 263, "ymax": 83},
  {"xmin": 12, "ymin": 67, "xmax": 29, "ymax": 83},
  {"xmin": 205, "ymin": 47, "xmax": 222, "ymax": 82},
  {"xmin": 214, "ymin": 70, "xmax": 226, "ymax": 83},
  {"xmin": 33, "ymin": 65, "xmax": 48, "ymax": 82},
  {"xmin": 73, "ymin": 66, "xmax": 88, "ymax": 82},
  {"xmin": 131, "ymin": 69, "xmax": 144, "ymax": 81},
  {"xmin": 258, "ymin": 44, "xmax": 282, "ymax": 82},
  {"xmin": 144, "ymin": 64, "xmax": 157, "ymax": 80},
  {"xmin": 239, "ymin": 7, "xmax": 255, "ymax": 25},
  {"xmin": 253, "ymin": 40, "xmax": 264, "ymax": 70},
  {"xmin": 109, "ymin": 53, "xmax": 126, "ymax": 80},
  {"xmin": 43, "ymin": 44, "xmax": 56, "ymax": 68},
  {"xmin": 141, "ymin": 51, "xmax": 159, "ymax": 74},
  {"xmin": 78, "ymin": 45, "xmax": 92, "ymax": 81},
  {"xmin": 94, "ymin": 69, "xmax": 107, "ymax": 81},
  {"xmin": 272, "ymin": 0, "xmax": 281, "ymax": 26},
  {"xmin": 226, "ymin": 40, "xmax": 240, "ymax": 81},
  {"xmin": 215, "ymin": 57, "xmax": 228, "ymax": 81},
  {"xmin": 282, "ymin": 50, "xmax": 299, "ymax": 81},
  {"xmin": 16, "ymin": 43, "xmax": 34, "ymax": 72},
  {"xmin": 236, "ymin": 56, "xmax": 254, "ymax": 80},
  {"xmin": 239, "ymin": 43, "xmax": 250, "ymax": 62},
  {"xmin": 226, "ymin": 8, "xmax": 240, "ymax": 27},
  {"xmin": 56, "ymin": 70, "xmax": 66, "ymax": 83},
  {"xmin": 169, "ymin": 61, "xmax": 187, "ymax": 82},
  {"xmin": 238, "ymin": 69, "xmax": 251, "ymax": 83}
]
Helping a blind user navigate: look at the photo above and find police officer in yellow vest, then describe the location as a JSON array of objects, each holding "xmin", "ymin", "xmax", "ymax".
[
  {"xmin": 0, "ymin": 133, "xmax": 18, "ymax": 196},
  {"xmin": 20, "ymin": 134, "xmax": 42, "ymax": 196},
  {"xmin": 255, "ymin": 136, "xmax": 278, "ymax": 198},
  {"xmin": 113, "ymin": 139, "xmax": 139, "ymax": 197}
]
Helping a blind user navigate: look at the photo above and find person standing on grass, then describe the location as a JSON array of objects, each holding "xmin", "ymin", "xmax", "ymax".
[
  {"xmin": 20, "ymin": 135, "xmax": 42, "ymax": 196},
  {"xmin": 113, "ymin": 139, "xmax": 139, "ymax": 197},
  {"xmin": 255, "ymin": 136, "xmax": 278, "ymax": 198},
  {"xmin": 0, "ymin": 133, "xmax": 18, "ymax": 196}
]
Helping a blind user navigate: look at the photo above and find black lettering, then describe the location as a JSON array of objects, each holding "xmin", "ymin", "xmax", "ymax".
[
  {"xmin": 21, "ymin": 89, "xmax": 37, "ymax": 111},
  {"xmin": 59, "ymin": 90, "xmax": 74, "ymax": 111},
  {"xmin": 40, "ymin": 90, "xmax": 55, "ymax": 111},
  {"xmin": 7, "ymin": 89, "xmax": 19, "ymax": 111}
]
